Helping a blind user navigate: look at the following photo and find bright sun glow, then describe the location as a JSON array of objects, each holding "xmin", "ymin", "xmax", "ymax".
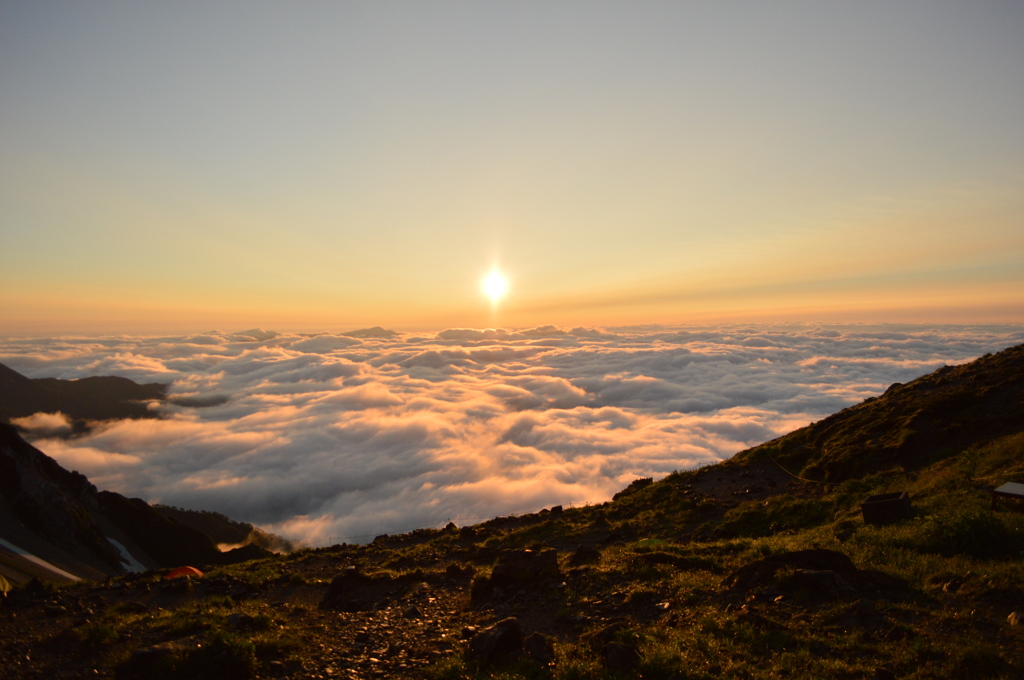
[{"xmin": 482, "ymin": 269, "xmax": 509, "ymax": 305}]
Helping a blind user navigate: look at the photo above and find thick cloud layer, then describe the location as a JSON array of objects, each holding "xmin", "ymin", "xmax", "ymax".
[{"xmin": 2, "ymin": 324, "xmax": 1022, "ymax": 546}]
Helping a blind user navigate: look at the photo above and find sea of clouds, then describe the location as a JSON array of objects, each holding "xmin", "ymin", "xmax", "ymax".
[{"xmin": 2, "ymin": 323, "xmax": 1022, "ymax": 546}]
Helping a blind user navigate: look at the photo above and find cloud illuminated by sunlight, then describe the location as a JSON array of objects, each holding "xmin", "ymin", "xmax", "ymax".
[{"xmin": 4, "ymin": 324, "xmax": 1023, "ymax": 547}]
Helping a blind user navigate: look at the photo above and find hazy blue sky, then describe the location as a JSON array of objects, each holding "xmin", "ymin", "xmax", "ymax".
[{"xmin": 2, "ymin": 1, "xmax": 1023, "ymax": 332}]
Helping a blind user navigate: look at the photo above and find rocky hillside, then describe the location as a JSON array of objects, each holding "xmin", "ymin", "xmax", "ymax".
[
  {"xmin": 733, "ymin": 343, "xmax": 1024, "ymax": 482},
  {"xmin": 0, "ymin": 346, "xmax": 1022, "ymax": 679},
  {"xmin": 0, "ymin": 423, "xmax": 272, "ymax": 585}
]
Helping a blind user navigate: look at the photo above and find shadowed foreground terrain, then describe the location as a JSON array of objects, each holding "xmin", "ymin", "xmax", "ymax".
[{"xmin": 1, "ymin": 346, "xmax": 1023, "ymax": 679}]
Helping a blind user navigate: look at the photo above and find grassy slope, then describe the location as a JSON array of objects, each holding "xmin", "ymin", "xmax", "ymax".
[{"xmin": 1, "ymin": 346, "xmax": 1023, "ymax": 680}]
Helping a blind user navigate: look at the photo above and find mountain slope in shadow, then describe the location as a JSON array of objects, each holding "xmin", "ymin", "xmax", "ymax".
[
  {"xmin": 0, "ymin": 362, "xmax": 167, "ymax": 431},
  {"xmin": 0, "ymin": 423, "xmax": 272, "ymax": 585},
  {"xmin": 733, "ymin": 343, "xmax": 1024, "ymax": 482}
]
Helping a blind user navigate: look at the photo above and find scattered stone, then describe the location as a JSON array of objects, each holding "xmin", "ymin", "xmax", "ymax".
[{"xmin": 465, "ymin": 617, "xmax": 523, "ymax": 666}]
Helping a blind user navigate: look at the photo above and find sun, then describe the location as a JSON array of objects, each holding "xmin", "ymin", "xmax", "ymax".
[{"xmin": 482, "ymin": 269, "xmax": 509, "ymax": 305}]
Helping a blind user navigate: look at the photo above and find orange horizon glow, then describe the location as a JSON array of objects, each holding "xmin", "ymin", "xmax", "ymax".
[{"xmin": 2, "ymin": 5, "xmax": 1023, "ymax": 338}]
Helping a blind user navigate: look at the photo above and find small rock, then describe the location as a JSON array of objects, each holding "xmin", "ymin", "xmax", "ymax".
[
  {"xmin": 402, "ymin": 606, "xmax": 423, "ymax": 619},
  {"xmin": 942, "ymin": 578, "xmax": 963, "ymax": 594},
  {"xmin": 522, "ymin": 632, "xmax": 553, "ymax": 666},
  {"xmin": 461, "ymin": 626, "xmax": 478, "ymax": 639},
  {"xmin": 465, "ymin": 617, "xmax": 523, "ymax": 666},
  {"xmin": 1008, "ymin": 611, "xmax": 1023, "ymax": 626}
]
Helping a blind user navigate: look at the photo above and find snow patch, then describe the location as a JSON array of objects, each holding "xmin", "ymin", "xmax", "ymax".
[
  {"xmin": 107, "ymin": 538, "xmax": 147, "ymax": 573},
  {"xmin": 0, "ymin": 537, "xmax": 81, "ymax": 581}
]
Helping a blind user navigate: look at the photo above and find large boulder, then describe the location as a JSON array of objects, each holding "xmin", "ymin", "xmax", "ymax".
[
  {"xmin": 466, "ymin": 617, "xmax": 524, "ymax": 666},
  {"xmin": 471, "ymin": 548, "xmax": 561, "ymax": 605},
  {"xmin": 490, "ymin": 548, "xmax": 560, "ymax": 588}
]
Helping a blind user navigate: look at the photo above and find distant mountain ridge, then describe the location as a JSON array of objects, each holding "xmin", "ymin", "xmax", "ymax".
[{"xmin": 0, "ymin": 362, "xmax": 167, "ymax": 432}]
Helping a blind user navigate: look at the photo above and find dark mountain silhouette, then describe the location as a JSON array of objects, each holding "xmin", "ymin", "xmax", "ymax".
[
  {"xmin": 0, "ymin": 423, "xmax": 272, "ymax": 585},
  {"xmin": 0, "ymin": 362, "xmax": 167, "ymax": 430},
  {"xmin": 153, "ymin": 505, "xmax": 296, "ymax": 553}
]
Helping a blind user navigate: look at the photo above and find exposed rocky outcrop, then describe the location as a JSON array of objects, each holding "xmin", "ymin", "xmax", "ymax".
[{"xmin": 470, "ymin": 548, "xmax": 561, "ymax": 605}]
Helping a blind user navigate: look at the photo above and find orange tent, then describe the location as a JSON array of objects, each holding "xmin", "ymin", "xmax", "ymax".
[{"xmin": 165, "ymin": 566, "xmax": 204, "ymax": 580}]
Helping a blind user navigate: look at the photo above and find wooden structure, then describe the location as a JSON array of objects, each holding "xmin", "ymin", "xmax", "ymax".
[
  {"xmin": 992, "ymin": 482, "xmax": 1024, "ymax": 510},
  {"xmin": 861, "ymin": 491, "xmax": 912, "ymax": 525}
]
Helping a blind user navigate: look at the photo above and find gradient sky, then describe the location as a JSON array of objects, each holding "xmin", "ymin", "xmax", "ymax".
[{"xmin": 2, "ymin": 1, "xmax": 1023, "ymax": 333}]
